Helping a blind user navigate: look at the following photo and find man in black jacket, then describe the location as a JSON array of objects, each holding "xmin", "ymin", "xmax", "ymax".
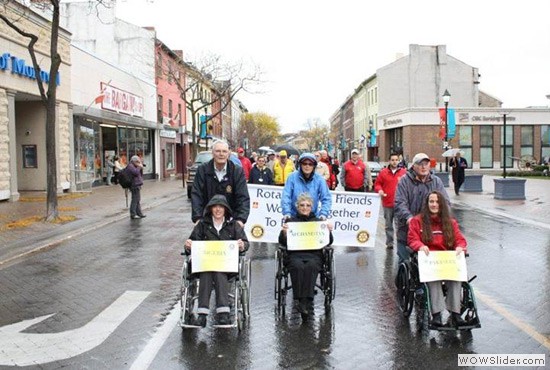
[{"xmin": 191, "ymin": 140, "xmax": 250, "ymax": 227}]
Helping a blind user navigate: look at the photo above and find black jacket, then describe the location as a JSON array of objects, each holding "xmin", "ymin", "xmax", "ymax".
[
  {"xmin": 249, "ymin": 166, "xmax": 273, "ymax": 185},
  {"xmin": 191, "ymin": 159, "xmax": 250, "ymax": 224},
  {"xmin": 187, "ymin": 194, "xmax": 249, "ymax": 255}
]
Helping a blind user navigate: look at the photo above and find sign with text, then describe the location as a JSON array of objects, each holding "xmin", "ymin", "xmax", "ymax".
[
  {"xmin": 286, "ymin": 221, "xmax": 330, "ymax": 251},
  {"xmin": 418, "ymin": 251, "xmax": 468, "ymax": 282},
  {"xmin": 100, "ymin": 82, "xmax": 144, "ymax": 117},
  {"xmin": 191, "ymin": 241, "xmax": 239, "ymax": 273},
  {"xmin": 245, "ymin": 184, "xmax": 380, "ymax": 247}
]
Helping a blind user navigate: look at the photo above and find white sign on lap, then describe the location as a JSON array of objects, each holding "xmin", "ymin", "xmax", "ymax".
[
  {"xmin": 286, "ymin": 221, "xmax": 329, "ymax": 251},
  {"xmin": 191, "ymin": 240, "xmax": 239, "ymax": 273},
  {"xmin": 245, "ymin": 184, "xmax": 381, "ymax": 247},
  {"xmin": 418, "ymin": 251, "xmax": 468, "ymax": 282}
]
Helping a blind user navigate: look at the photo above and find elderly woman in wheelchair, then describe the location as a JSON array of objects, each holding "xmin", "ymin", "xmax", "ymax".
[
  {"xmin": 183, "ymin": 195, "xmax": 249, "ymax": 328},
  {"xmin": 278, "ymin": 193, "xmax": 334, "ymax": 320},
  {"xmin": 407, "ymin": 191, "xmax": 468, "ymax": 328}
]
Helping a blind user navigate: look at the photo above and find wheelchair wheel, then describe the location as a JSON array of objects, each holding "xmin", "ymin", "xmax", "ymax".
[
  {"xmin": 396, "ymin": 263, "xmax": 414, "ymax": 317},
  {"xmin": 323, "ymin": 248, "xmax": 336, "ymax": 307},
  {"xmin": 240, "ymin": 257, "xmax": 251, "ymax": 319},
  {"xmin": 460, "ymin": 282, "xmax": 481, "ymax": 328},
  {"xmin": 275, "ymin": 249, "xmax": 288, "ymax": 315}
]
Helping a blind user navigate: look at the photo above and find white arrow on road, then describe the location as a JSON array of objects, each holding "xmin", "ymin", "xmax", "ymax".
[{"xmin": 0, "ymin": 290, "xmax": 150, "ymax": 366}]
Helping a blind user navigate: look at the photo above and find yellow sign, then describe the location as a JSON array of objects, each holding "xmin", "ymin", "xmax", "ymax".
[
  {"xmin": 418, "ymin": 250, "xmax": 468, "ymax": 282},
  {"xmin": 191, "ymin": 241, "xmax": 239, "ymax": 273},
  {"xmin": 286, "ymin": 221, "xmax": 330, "ymax": 251}
]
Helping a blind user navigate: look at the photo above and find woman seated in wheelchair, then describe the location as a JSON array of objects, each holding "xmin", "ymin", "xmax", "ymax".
[
  {"xmin": 278, "ymin": 193, "xmax": 333, "ymax": 319},
  {"xmin": 407, "ymin": 190, "xmax": 468, "ymax": 327},
  {"xmin": 184, "ymin": 194, "xmax": 249, "ymax": 327}
]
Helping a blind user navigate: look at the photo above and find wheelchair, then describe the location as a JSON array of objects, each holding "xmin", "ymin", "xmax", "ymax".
[
  {"xmin": 179, "ymin": 253, "xmax": 251, "ymax": 331},
  {"xmin": 395, "ymin": 249, "xmax": 481, "ymax": 331},
  {"xmin": 274, "ymin": 246, "xmax": 335, "ymax": 315}
]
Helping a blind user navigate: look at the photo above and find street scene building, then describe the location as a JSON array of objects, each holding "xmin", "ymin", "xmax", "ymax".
[{"xmin": 331, "ymin": 44, "xmax": 550, "ymax": 169}]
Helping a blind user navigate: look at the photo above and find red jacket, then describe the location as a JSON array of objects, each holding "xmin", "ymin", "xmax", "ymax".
[
  {"xmin": 374, "ymin": 166, "xmax": 406, "ymax": 207},
  {"xmin": 239, "ymin": 156, "xmax": 252, "ymax": 180},
  {"xmin": 342, "ymin": 160, "xmax": 366, "ymax": 189},
  {"xmin": 408, "ymin": 215, "xmax": 467, "ymax": 252}
]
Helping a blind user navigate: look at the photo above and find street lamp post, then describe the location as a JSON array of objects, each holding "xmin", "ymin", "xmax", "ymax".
[
  {"xmin": 443, "ymin": 89, "xmax": 451, "ymax": 172},
  {"xmin": 502, "ymin": 112, "xmax": 508, "ymax": 179},
  {"xmin": 204, "ymin": 108, "xmax": 209, "ymax": 150}
]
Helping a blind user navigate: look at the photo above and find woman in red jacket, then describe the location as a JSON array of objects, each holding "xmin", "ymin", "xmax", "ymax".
[{"xmin": 407, "ymin": 191, "xmax": 468, "ymax": 327}]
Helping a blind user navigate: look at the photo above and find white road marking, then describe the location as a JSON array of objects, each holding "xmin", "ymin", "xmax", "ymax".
[
  {"xmin": 0, "ymin": 290, "xmax": 150, "ymax": 366},
  {"xmin": 130, "ymin": 304, "xmax": 180, "ymax": 370}
]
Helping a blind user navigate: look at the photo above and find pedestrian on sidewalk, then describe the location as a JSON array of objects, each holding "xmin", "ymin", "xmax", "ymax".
[
  {"xmin": 374, "ymin": 153, "xmax": 406, "ymax": 249},
  {"xmin": 105, "ymin": 155, "xmax": 115, "ymax": 186},
  {"xmin": 127, "ymin": 155, "xmax": 146, "ymax": 219},
  {"xmin": 449, "ymin": 151, "xmax": 467, "ymax": 195},
  {"xmin": 184, "ymin": 195, "xmax": 249, "ymax": 327},
  {"xmin": 113, "ymin": 155, "xmax": 123, "ymax": 185},
  {"xmin": 394, "ymin": 153, "xmax": 449, "ymax": 263},
  {"xmin": 407, "ymin": 190, "xmax": 468, "ymax": 327}
]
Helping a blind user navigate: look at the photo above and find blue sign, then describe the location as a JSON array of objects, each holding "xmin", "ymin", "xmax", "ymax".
[{"xmin": 0, "ymin": 53, "xmax": 60, "ymax": 85}]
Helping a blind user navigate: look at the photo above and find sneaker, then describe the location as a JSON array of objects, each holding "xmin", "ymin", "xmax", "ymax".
[
  {"xmin": 216, "ymin": 312, "xmax": 231, "ymax": 325},
  {"xmin": 297, "ymin": 298, "xmax": 309, "ymax": 316},
  {"xmin": 386, "ymin": 244, "xmax": 394, "ymax": 249},
  {"xmin": 452, "ymin": 312, "xmax": 467, "ymax": 327},
  {"xmin": 130, "ymin": 215, "xmax": 140, "ymax": 219},
  {"xmin": 191, "ymin": 314, "xmax": 207, "ymax": 327},
  {"xmin": 137, "ymin": 214, "xmax": 146, "ymax": 218},
  {"xmin": 431, "ymin": 312, "xmax": 443, "ymax": 327}
]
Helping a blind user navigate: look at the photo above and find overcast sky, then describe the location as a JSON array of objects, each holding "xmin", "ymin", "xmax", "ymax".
[{"xmin": 116, "ymin": 0, "xmax": 550, "ymax": 133}]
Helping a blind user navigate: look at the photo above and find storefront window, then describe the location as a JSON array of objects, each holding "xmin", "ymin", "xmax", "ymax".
[
  {"xmin": 457, "ymin": 126, "xmax": 472, "ymax": 168},
  {"xmin": 166, "ymin": 143, "xmax": 175, "ymax": 169},
  {"xmin": 480, "ymin": 126, "xmax": 493, "ymax": 168},
  {"xmin": 117, "ymin": 127, "xmax": 153, "ymax": 175},
  {"xmin": 542, "ymin": 125, "xmax": 550, "ymax": 163},
  {"xmin": 501, "ymin": 125, "xmax": 513, "ymax": 168},
  {"xmin": 520, "ymin": 126, "xmax": 533, "ymax": 157}
]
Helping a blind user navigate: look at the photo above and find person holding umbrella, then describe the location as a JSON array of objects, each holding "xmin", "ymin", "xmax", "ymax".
[{"xmin": 449, "ymin": 151, "xmax": 468, "ymax": 195}]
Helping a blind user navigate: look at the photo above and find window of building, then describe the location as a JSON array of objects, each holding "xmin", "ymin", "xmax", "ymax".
[
  {"xmin": 168, "ymin": 99, "xmax": 173, "ymax": 119},
  {"xmin": 541, "ymin": 125, "xmax": 550, "ymax": 163},
  {"xmin": 22, "ymin": 145, "xmax": 37, "ymax": 168},
  {"xmin": 157, "ymin": 95, "xmax": 163, "ymax": 123},
  {"xmin": 520, "ymin": 126, "xmax": 534, "ymax": 157},
  {"xmin": 166, "ymin": 143, "xmax": 175, "ymax": 169},
  {"xmin": 479, "ymin": 126, "xmax": 493, "ymax": 168},
  {"xmin": 374, "ymin": 87, "xmax": 378, "ymax": 104},
  {"xmin": 457, "ymin": 126, "xmax": 472, "ymax": 168},
  {"xmin": 501, "ymin": 125, "xmax": 513, "ymax": 168},
  {"xmin": 177, "ymin": 103, "xmax": 182, "ymax": 125}
]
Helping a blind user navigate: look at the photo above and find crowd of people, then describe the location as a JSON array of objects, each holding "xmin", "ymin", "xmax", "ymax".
[{"xmin": 181, "ymin": 139, "xmax": 468, "ymax": 328}]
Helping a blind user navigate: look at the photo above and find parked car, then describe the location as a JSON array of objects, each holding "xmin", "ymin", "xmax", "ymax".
[
  {"xmin": 186, "ymin": 151, "xmax": 241, "ymax": 198},
  {"xmin": 367, "ymin": 161, "xmax": 383, "ymax": 187}
]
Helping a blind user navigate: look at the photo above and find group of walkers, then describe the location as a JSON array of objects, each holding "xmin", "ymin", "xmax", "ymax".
[{"xmin": 184, "ymin": 139, "xmax": 467, "ymax": 328}]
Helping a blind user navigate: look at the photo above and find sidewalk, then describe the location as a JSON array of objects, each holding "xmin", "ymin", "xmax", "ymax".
[
  {"xmin": 1, "ymin": 175, "xmax": 548, "ymax": 266},
  {"xmin": 0, "ymin": 179, "xmax": 187, "ymax": 265}
]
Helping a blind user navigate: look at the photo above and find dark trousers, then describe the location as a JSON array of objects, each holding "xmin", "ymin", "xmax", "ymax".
[
  {"xmin": 197, "ymin": 272, "xmax": 230, "ymax": 314},
  {"xmin": 345, "ymin": 185, "xmax": 365, "ymax": 192},
  {"xmin": 130, "ymin": 186, "xmax": 143, "ymax": 216},
  {"xmin": 287, "ymin": 253, "xmax": 322, "ymax": 299}
]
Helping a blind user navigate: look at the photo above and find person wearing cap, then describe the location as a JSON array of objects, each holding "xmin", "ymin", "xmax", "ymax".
[
  {"xmin": 273, "ymin": 150, "xmax": 295, "ymax": 186},
  {"xmin": 266, "ymin": 150, "xmax": 276, "ymax": 173},
  {"xmin": 340, "ymin": 148, "xmax": 372, "ymax": 192},
  {"xmin": 126, "ymin": 155, "xmax": 146, "ymax": 219},
  {"xmin": 191, "ymin": 140, "xmax": 250, "ymax": 226},
  {"xmin": 281, "ymin": 153, "xmax": 332, "ymax": 220},
  {"xmin": 394, "ymin": 152, "xmax": 449, "ymax": 263},
  {"xmin": 237, "ymin": 147, "xmax": 252, "ymax": 181},
  {"xmin": 184, "ymin": 194, "xmax": 249, "ymax": 327},
  {"xmin": 374, "ymin": 152, "xmax": 407, "ymax": 249}
]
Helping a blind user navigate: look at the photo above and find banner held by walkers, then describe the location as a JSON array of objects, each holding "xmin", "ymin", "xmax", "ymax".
[{"xmin": 246, "ymin": 184, "xmax": 380, "ymax": 247}]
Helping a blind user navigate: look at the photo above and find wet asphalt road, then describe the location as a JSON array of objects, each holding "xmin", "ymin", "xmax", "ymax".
[{"xmin": 0, "ymin": 198, "xmax": 549, "ymax": 369}]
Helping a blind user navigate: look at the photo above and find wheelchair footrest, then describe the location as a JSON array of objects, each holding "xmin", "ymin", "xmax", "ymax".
[{"xmin": 212, "ymin": 323, "xmax": 237, "ymax": 329}]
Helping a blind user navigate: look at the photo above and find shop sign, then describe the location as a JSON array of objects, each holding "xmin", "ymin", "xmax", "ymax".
[
  {"xmin": 0, "ymin": 52, "xmax": 60, "ymax": 85},
  {"xmin": 100, "ymin": 82, "xmax": 144, "ymax": 117},
  {"xmin": 160, "ymin": 129, "xmax": 176, "ymax": 139}
]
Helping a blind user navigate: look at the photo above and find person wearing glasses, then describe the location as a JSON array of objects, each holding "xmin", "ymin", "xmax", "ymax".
[
  {"xmin": 281, "ymin": 152, "xmax": 332, "ymax": 221},
  {"xmin": 249, "ymin": 155, "xmax": 273, "ymax": 185},
  {"xmin": 394, "ymin": 153, "xmax": 449, "ymax": 263}
]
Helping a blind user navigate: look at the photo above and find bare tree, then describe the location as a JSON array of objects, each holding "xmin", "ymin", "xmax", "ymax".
[
  {"xmin": 0, "ymin": 0, "xmax": 63, "ymax": 221},
  {"xmin": 171, "ymin": 54, "xmax": 264, "ymax": 158}
]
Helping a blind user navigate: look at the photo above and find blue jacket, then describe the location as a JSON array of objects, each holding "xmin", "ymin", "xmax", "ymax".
[{"xmin": 281, "ymin": 170, "xmax": 332, "ymax": 218}]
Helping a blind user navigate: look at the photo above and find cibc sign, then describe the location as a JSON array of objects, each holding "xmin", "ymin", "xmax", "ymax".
[
  {"xmin": 0, "ymin": 53, "xmax": 61, "ymax": 85},
  {"xmin": 100, "ymin": 82, "xmax": 144, "ymax": 118}
]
